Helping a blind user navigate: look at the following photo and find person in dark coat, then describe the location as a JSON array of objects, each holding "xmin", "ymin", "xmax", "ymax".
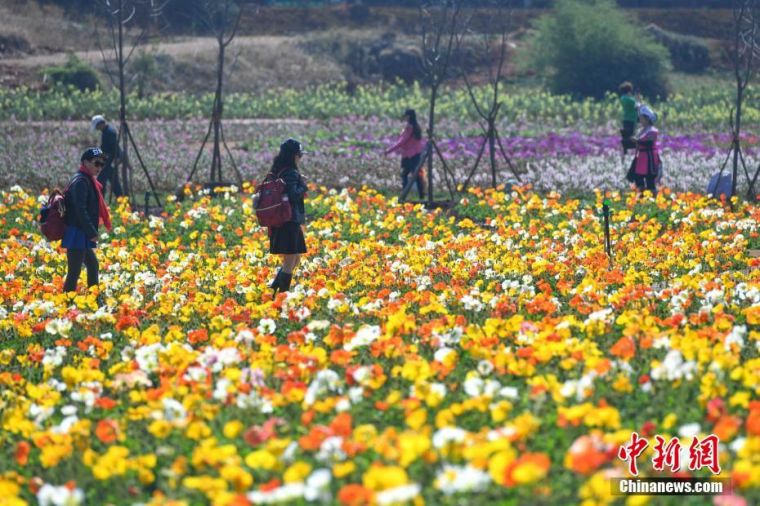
[
  {"xmin": 268, "ymin": 138, "xmax": 308, "ymax": 294},
  {"xmin": 91, "ymin": 115, "xmax": 123, "ymax": 197},
  {"xmin": 62, "ymin": 147, "xmax": 112, "ymax": 293}
]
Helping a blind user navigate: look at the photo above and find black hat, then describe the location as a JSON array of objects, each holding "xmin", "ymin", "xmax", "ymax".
[
  {"xmin": 81, "ymin": 147, "xmax": 104, "ymax": 162},
  {"xmin": 279, "ymin": 138, "xmax": 304, "ymax": 157}
]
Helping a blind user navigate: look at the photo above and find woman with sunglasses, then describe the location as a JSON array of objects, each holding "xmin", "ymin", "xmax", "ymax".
[{"xmin": 62, "ymin": 147, "xmax": 112, "ymax": 294}]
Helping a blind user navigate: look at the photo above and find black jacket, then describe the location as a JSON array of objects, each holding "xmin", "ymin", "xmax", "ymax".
[
  {"xmin": 64, "ymin": 173, "xmax": 99, "ymax": 239},
  {"xmin": 100, "ymin": 124, "xmax": 120, "ymax": 166},
  {"xmin": 278, "ymin": 168, "xmax": 307, "ymax": 224}
]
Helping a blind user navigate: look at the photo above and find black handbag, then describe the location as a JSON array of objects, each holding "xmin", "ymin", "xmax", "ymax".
[{"xmin": 625, "ymin": 157, "xmax": 636, "ymax": 182}]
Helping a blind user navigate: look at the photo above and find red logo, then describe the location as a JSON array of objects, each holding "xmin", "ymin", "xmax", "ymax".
[
  {"xmin": 618, "ymin": 433, "xmax": 721, "ymax": 476},
  {"xmin": 688, "ymin": 434, "xmax": 721, "ymax": 475},
  {"xmin": 617, "ymin": 431, "xmax": 649, "ymax": 476}
]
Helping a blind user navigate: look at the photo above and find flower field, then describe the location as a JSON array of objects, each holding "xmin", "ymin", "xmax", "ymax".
[
  {"xmin": 1, "ymin": 183, "xmax": 759, "ymax": 505},
  {"xmin": 2, "ymin": 117, "xmax": 758, "ymax": 197}
]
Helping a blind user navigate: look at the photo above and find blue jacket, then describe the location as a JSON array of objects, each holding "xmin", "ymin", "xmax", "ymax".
[{"xmin": 279, "ymin": 168, "xmax": 307, "ymax": 224}]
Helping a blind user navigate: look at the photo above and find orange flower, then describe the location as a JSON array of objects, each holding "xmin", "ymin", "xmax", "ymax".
[
  {"xmin": 746, "ymin": 407, "xmax": 760, "ymax": 436},
  {"xmin": 337, "ymin": 484, "xmax": 374, "ymax": 506},
  {"xmin": 95, "ymin": 419, "xmax": 119, "ymax": 444},
  {"xmin": 94, "ymin": 397, "xmax": 118, "ymax": 410},
  {"xmin": 330, "ymin": 413, "xmax": 353, "ymax": 438},
  {"xmin": 713, "ymin": 415, "xmax": 742, "ymax": 442},
  {"xmin": 504, "ymin": 452, "xmax": 551, "ymax": 486},
  {"xmin": 15, "ymin": 440, "xmax": 30, "ymax": 466},
  {"xmin": 564, "ymin": 434, "xmax": 612, "ymax": 475},
  {"xmin": 298, "ymin": 426, "xmax": 331, "ymax": 452},
  {"xmin": 610, "ymin": 336, "xmax": 636, "ymax": 360}
]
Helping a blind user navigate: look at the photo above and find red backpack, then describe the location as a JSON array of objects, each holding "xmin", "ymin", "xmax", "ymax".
[
  {"xmin": 39, "ymin": 185, "xmax": 70, "ymax": 241},
  {"xmin": 254, "ymin": 172, "xmax": 292, "ymax": 228}
]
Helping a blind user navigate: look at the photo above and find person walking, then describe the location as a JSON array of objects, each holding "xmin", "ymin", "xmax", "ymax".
[
  {"xmin": 90, "ymin": 115, "xmax": 123, "ymax": 197},
  {"xmin": 268, "ymin": 138, "xmax": 308, "ymax": 294},
  {"xmin": 385, "ymin": 109, "xmax": 426, "ymax": 200},
  {"xmin": 62, "ymin": 148, "xmax": 112, "ymax": 294},
  {"xmin": 618, "ymin": 82, "xmax": 638, "ymax": 162},
  {"xmin": 629, "ymin": 105, "xmax": 662, "ymax": 196}
]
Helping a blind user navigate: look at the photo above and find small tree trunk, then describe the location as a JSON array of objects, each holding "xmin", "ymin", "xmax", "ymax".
[
  {"xmin": 117, "ymin": 0, "xmax": 130, "ymax": 197},
  {"xmin": 488, "ymin": 119, "xmax": 497, "ymax": 188},
  {"xmin": 212, "ymin": 35, "xmax": 226, "ymax": 183},
  {"xmin": 731, "ymin": 83, "xmax": 743, "ymax": 199},
  {"xmin": 427, "ymin": 83, "xmax": 438, "ymax": 205}
]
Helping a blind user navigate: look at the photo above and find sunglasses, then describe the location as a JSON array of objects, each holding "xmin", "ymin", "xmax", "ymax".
[{"xmin": 92, "ymin": 160, "xmax": 105, "ymax": 167}]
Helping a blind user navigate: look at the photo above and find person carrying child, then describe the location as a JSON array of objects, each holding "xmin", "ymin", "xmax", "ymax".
[{"xmin": 628, "ymin": 105, "xmax": 662, "ymax": 196}]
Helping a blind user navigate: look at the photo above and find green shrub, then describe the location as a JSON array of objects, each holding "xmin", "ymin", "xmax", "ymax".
[
  {"xmin": 645, "ymin": 24, "xmax": 710, "ymax": 74},
  {"xmin": 42, "ymin": 54, "xmax": 101, "ymax": 92},
  {"xmin": 524, "ymin": 0, "xmax": 671, "ymax": 100}
]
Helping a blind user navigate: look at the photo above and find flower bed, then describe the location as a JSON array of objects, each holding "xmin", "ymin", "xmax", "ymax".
[
  {"xmin": 1, "ymin": 119, "xmax": 757, "ymax": 197},
  {"xmin": 0, "ymin": 184, "xmax": 759, "ymax": 505}
]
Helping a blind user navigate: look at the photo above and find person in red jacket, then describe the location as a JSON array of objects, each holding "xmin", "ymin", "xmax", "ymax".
[{"xmin": 385, "ymin": 109, "xmax": 426, "ymax": 199}]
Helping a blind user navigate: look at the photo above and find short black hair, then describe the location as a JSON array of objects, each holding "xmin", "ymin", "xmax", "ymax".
[{"xmin": 619, "ymin": 81, "xmax": 633, "ymax": 94}]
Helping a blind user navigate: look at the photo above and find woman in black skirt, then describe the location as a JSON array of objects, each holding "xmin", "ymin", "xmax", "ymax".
[{"xmin": 268, "ymin": 138, "xmax": 308, "ymax": 293}]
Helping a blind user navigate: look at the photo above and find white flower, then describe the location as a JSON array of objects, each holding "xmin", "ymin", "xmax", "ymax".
[
  {"xmin": 343, "ymin": 325, "xmax": 381, "ymax": 351},
  {"xmin": 463, "ymin": 376, "xmax": 484, "ymax": 397},
  {"xmin": 305, "ymin": 369, "xmax": 343, "ymax": 406},
  {"xmin": 498, "ymin": 386, "xmax": 519, "ymax": 400},
  {"xmin": 307, "ymin": 319, "xmax": 331, "ymax": 331},
  {"xmin": 235, "ymin": 329, "xmax": 254, "ymax": 344},
  {"xmin": 247, "ymin": 483, "xmax": 305, "ymax": 504},
  {"xmin": 304, "ymin": 468, "xmax": 332, "ymax": 502},
  {"xmin": 376, "ymin": 483, "xmax": 421, "ymax": 505},
  {"xmin": 316, "ymin": 436, "xmax": 345, "ymax": 463},
  {"xmin": 257, "ymin": 318, "xmax": 277, "ymax": 335},
  {"xmin": 651, "ymin": 350, "xmax": 697, "ymax": 382},
  {"xmin": 433, "ymin": 427, "xmax": 467, "ymax": 449},
  {"xmin": 729, "ymin": 437, "xmax": 746, "ymax": 453},
  {"xmin": 434, "ymin": 347, "xmax": 455, "ymax": 364},
  {"xmin": 162, "ymin": 398, "xmax": 187, "ymax": 423},
  {"xmin": 724, "ymin": 325, "xmax": 746, "ymax": 351},
  {"xmin": 678, "ymin": 423, "xmax": 701, "ymax": 438},
  {"xmin": 37, "ymin": 484, "xmax": 84, "ymax": 506},
  {"xmin": 45, "ymin": 318, "xmax": 72, "ymax": 337},
  {"xmin": 435, "ymin": 465, "xmax": 491, "ymax": 495},
  {"xmin": 477, "ymin": 360, "xmax": 494, "ymax": 376},
  {"xmin": 134, "ymin": 343, "xmax": 164, "ymax": 373}
]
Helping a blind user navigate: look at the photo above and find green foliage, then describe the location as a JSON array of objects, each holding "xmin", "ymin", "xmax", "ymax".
[
  {"xmin": 41, "ymin": 54, "xmax": 101, "ymax": 92},
  {"xmin": 0, "ymin": 81, "xmax": 757, "ymax": 130},
  {"xmin": 128, "ymin": 51, "xmax": 164, "ymax": 98},
  {"xmin": 646, "ymin": 24, "xmax": 711, "ymax": 74},
  {"xmin": 524, "ymin": 0, "xmax": 671, "ymax": 99}
]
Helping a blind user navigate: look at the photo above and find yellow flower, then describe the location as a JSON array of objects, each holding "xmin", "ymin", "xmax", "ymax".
[
  {"xmin": 362, "ymin": 465, "xmax": 409, "ymax": 491},
  {"xmin": 333, "ymin": 461, "xmax": 356, "ymax": 479},
  {"xmin": 488, "ymin": 448, "xmax": 517, "ymax": 485},
  {"xmin": 245, "ymin": 450, "xmax": 277, "ymax": 471},
  {"xmin": 284, "ymin": 461, "xmax": 312, "ymax": 483},
  {"xmin": 662, "ymin": 414, "xmax": 678, "ymax": 430},
  {"xmin": 223, "ymin": 421, "xmax": 244, "ymax": 439},
  {"xmin": 219, "ymin": 465, "xmax": 253, "ymax": 491},
  {"xmin": 406, "ymin": 408, "xmax": 427, "ymax": 431},
  {"xmin": 398, "ymin": 431, "xmax": 431, "ymax": 467},
  {"xmin": 148, "ymin": 420, "xmax": 173, "ymax": 439}
]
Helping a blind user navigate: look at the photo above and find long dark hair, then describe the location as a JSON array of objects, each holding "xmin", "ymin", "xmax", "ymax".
[
  {"xmin": 271, "ymin": 153, "xmax": 297, "ymax": 175},
  {"xmin": 405, "ymin": 108, "xmax": 422, "ymax": 140}
]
